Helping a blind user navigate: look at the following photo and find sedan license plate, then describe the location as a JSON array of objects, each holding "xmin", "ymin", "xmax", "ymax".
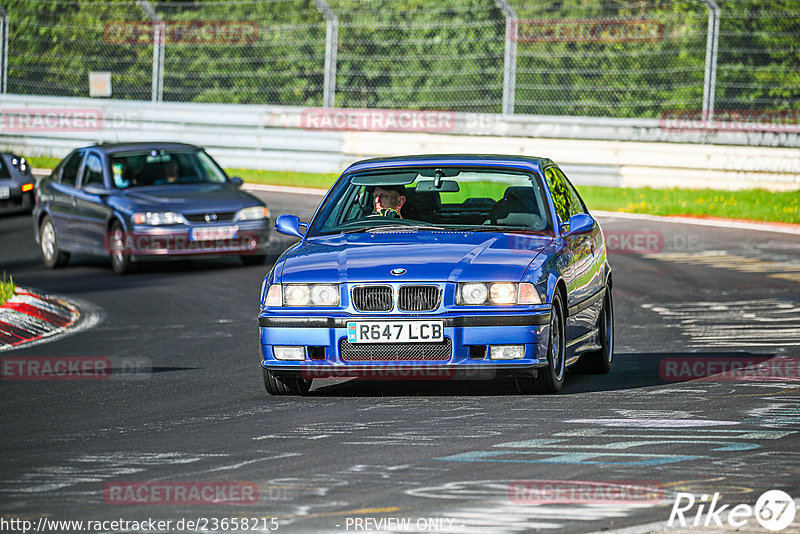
[
  {"xmin": 0, "ymin": 187, "xmax": 9, "ymax": 199},
  {"xmin": 347, "ymin": 321, "xmax": 444, "ymax": 343},
  {"xmin": 190, "ymin": 225, "xmax": 238, "ymax": 241}
]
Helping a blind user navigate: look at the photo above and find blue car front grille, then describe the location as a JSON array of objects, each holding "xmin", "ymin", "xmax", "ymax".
[
  {"xmin": 351, "ymin": 285, "xmax": 393, "ymax": 312},
  {"xmin": 398, "ymin": 285, "xmax": 440, "ymax": 312},
  {"xmin": 339, "ymin": 338, "xmax": 452, "ymax": 361}
]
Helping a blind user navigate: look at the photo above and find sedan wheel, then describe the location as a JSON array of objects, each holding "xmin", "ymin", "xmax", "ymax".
[
  {"xmin": 515, "ymin": 292, "xmax": 566, "ymax": 394},
  {"xmin": 40, "ymin": 217, "xmax": 70, "ymax": 268},
  {"xmin": 263, "ymin": 368, "xmax": 312, "ymax": 396},
  {"xmin": 109, "ymin": 222, "xmax": 134, "ymax": 275}
]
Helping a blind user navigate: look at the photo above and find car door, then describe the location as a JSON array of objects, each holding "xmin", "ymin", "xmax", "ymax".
[
  {"xmin": 48, "ymin": 150, "xmax": 84, "ymax": 248},
  {"xmin": 560, "ymin": 167, "xmax": 604, "ymax": 308},
  {"xmin": 544, "ymin": 165, "xmax": 593, "ymax": 342},
  {"xmin": 73, "ymin": 150, "xmax": 112, "ymax": 253}
]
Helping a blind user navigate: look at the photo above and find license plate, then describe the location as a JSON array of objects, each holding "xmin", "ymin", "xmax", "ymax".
[
  {"xmin": 190, "ymin": 225, "xmax": 238, "ymax": 241},
  {"xmin": 0, "ymin": 187, "xmax": 9, "ymax": 199},
  {"xmin": 347, "ymin": 321, "xmax": 444, "ymax": 343}
]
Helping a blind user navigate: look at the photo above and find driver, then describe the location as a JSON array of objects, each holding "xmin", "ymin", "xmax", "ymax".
[{"xmin": 370, "ymin": 185, "xmax": 406, "ymax": 218}]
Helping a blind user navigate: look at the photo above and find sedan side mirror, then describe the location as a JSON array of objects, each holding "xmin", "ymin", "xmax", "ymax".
[
  {"xmin": 229, "ymin": 176, "xmax": 244, "ymax": 187},
  {"xmin": 562, "ymin": 213, "xmax": 594, "ymax": 236},
  {"xmin": 84, "ymin": 184, "xmax": 110, "ymax": 195},
  {"xmin": 275, "ymin": 214, "xmax": 306, "ymax": 239}
]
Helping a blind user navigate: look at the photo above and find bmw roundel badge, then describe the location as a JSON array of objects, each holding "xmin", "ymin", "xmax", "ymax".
[{"xmin": 391, "ymin": 268, "xmax": 407, "ymax": 276}]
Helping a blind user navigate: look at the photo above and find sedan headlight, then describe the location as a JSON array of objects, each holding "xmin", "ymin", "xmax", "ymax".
[
  {"xmin": 456, "ymin": 282, "xmax": 542, "ymax": 305},
  {"xmin": 265, "ymin": 284, "xmax": 340, "ymax": 307},
  {"xmin": 133, "ymin": 211, "xmax": 187, "ymax": 225},
  {"xmin": 238, "ymin": 206, "xmax": 270, "ymax": 221}
]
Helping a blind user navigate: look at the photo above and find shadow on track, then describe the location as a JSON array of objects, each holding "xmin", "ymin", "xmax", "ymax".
[{"xmin": 299, "ymin": 351, "xmax": 777, "ymax": 397}]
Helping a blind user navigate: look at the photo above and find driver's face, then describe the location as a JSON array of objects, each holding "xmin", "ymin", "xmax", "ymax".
[{"xmin": 374, "ymin": 187, "xmax": 400, "ymax": 210}]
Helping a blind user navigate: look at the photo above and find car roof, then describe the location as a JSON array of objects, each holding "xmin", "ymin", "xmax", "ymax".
[
  {"xmin": 342, "ymin": 154, "xmax": 554, "ymax": 175},
  {"xmin": 76, "ymin": 142, "xmax": 202, "ymax": 155}
]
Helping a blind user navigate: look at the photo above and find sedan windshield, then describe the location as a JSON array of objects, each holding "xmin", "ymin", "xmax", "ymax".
[
  {"xmin": 109, "ymin": 149, "xmax": 228, "ymax": 188},
  {"xmin": 308, "ymin": 167, "xmax": 552, "ymax": 236}
]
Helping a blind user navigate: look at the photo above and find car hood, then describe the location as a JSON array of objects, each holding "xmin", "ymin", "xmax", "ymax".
[
  {"xmin": 117, "ymin": 184, "xmax": 261, "ymax": 213},
  {"xmin": 280, "ymin": 231, "xmax": 553, "ymax": 283}
]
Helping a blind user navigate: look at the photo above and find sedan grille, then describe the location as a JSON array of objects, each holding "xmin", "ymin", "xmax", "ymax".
[
  {"xmin": 339, "ymin": 339, "xmax": 451, "ymax": 361},
  {"xmin": 183, "ymin": 211, "xmax": 237, "ymax": 223},
  {"xmin": 351, "ymin": 286, "xmax": 393, "ymax": 312},
  {"xmin": 398, "ymin": 285, "xmax": 441, "ymax": 312}
]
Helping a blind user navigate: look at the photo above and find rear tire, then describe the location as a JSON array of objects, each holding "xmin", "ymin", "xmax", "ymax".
[
  {"xmin": 40, "ymin": 216, "xmax": 70, "ymax": 269},
  {"xmin": 262, "ymin": 368, "xmax": 312, "ymax": 395},
  {"xmin": 109, "ymin": 221, "xmax": 135, "ymax": 275},
  {"xmin": 573, "ymin": 289, "xmax": 614, "ymax": 374},
  {"xmin": 515, "ymin": 292, "xmax": 566, "ymax": 394}
]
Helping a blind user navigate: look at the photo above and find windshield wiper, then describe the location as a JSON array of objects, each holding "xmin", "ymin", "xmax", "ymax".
[{"xmin": 342, "ymin": 224, "xmax": 447, "ymax": 234}]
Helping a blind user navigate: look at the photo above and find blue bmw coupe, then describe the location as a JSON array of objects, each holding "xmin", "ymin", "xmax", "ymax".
[{"xmin": 259, "ymin": 155, "xmax": 613, "ymax": 395}]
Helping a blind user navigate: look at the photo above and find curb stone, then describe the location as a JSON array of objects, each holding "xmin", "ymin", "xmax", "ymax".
[{"xmin": 0, "ymin": 287, "xmax": 80, "ymax": 350}]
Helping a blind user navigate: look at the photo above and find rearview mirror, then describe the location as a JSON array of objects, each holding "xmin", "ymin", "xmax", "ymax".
[
  {"xmin": 415, "ymin": 179, "xmax": 459, "ymax": 193},
  {"xmin": 229, "ymin": 176, "xmax": 244, "ymax": 187},
  {"xmin": 562, "ymin": 213, "xmax": 594, "ymax": 236},
  {"xmin": 275, "ymin": 214, "xmax": 306, "ymax": 239}
]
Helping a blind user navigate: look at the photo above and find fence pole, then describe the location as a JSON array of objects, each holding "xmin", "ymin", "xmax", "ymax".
[
  {"xmin": 701, "ymin": 0, "xmax": 720, "ymax": 122},
  {"xmin": 314, "ymin": 0, "xmax": 338, "ymax": 108},
  {"xmin": 0, "ymin": 5, "xmax": 8, "ymax": 94},
  {"xmin": 138, "ymin": 0, "xmax": 164, "ymax": 103},
  {"xmin": 494, "ymin": 0, "xmax": 517, "ymax": 115}
]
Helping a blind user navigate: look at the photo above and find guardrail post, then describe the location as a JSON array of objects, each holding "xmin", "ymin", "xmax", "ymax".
[
  {"xmin": 493, "ymin": 0, "xmax": 517, "ymax": 115},
  {"xmin": 138, "ymin": 0, "xmax": 164, "ymax": 102},
  {"xmin": 314, "ymin": 0, "xmax": 338, "ymax": 108},
  {"xmin": 0, "ymin": 5, "xmax": 9, "ymax": 94},
  {"xmin": 701, "ymin": 0, "xmax": 720, "ymax": 122}
]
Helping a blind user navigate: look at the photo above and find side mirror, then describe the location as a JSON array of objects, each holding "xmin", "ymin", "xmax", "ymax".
[
  {"xmin": 229, "ymin": 176, "xmax": 244, "ymax": 187},
  {"xmin": 562, "ymin": 213, "xmax": 594, "ymax": 236},
  {"xmin": 275, "ymin": 214, "xmax": 306, "ymax": 239},
  {"xmin": 84, "ymin": 184, "xmax": 109, "ymax": 195}
]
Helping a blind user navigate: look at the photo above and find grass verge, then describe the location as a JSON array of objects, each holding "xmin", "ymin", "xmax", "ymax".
[
  {"xmin": 230, "ymin": 169, "xmax": 800, "ymax": 224},
  {"xmin": 30, "ymin": 164, "xmax": 799, "ymax": 224},
  {"xmin": 0, "ymin": 274, "xmax": 15, "ymax": 305}
]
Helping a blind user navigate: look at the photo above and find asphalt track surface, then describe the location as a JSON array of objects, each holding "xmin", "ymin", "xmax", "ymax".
[{"xmin": 1, "ymin": 189, "xmax": 799, "ymax": 534}]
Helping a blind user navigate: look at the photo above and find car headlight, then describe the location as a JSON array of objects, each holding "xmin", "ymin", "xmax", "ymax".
[
  {"xmin": 238, "ymin": 206, "xmax": 270, "ymax": 221},
  {"xmin": 456, "ymin": 282, "xmax": 541, "ymax": 305},
  {"xmin": 266, "ymin": 284, "xmax": 340, "ymax": 307},
  {"xmin": 133, "ymin": 211, "xmax": 187, "ymax": 225}
]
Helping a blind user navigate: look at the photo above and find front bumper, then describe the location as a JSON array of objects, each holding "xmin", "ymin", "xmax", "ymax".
[
  {"xmin": 258, "ymin": 311, "xmax": 552, "ymax": 378},
  {"xmin": 123, "ymin": 220, "xmax": 270, "ymax": 257}
]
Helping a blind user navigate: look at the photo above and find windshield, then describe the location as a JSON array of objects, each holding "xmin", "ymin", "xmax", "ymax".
[
  {"xmin": 109, "ymin": 149, "xmax": 228, "ymax": 188},
  {"xmin": 307, "ymin": 167, "xmax": 553, "ymax": 237}
]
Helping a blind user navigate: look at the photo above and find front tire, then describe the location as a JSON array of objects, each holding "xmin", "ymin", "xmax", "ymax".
[
  {"xmin": 109, "ymin": 221, "xmax": 135, "ymax": 275},
  {"xmin": 515, "ymin": 292, "xmax": 566, "ymax": 394},
  {"xmin": 40, "ymin": 216, "xmax": 70, "ymax": 269},
  {"xmin": 573, "ymin": 288, "xmax": 614, "ymax": 374},
  {"xmin": 263, "ymin": 368, "xmax": 312, "ymax": 395}
]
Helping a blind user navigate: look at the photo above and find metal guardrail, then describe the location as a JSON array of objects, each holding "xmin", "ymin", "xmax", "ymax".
[{"xmin": 1, "ymin": 95, "xmax": 798, "ymax": 189}]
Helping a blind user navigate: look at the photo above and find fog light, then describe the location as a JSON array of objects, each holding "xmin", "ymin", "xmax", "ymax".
[
  {"xmin": 489, "ymin": 345, "xmax": 525, "ymax": 360},
  {"xmin": 273, "ymin": 346, "xmax": 305, "ymax": 361}
]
